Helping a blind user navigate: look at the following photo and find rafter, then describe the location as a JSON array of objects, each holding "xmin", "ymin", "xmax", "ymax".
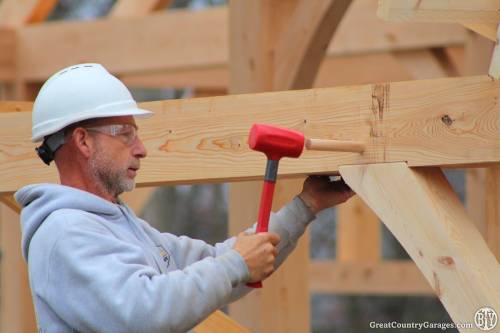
[{"xmin": 0, "ymin": 75, "xmax": 499, "ymax": 193}]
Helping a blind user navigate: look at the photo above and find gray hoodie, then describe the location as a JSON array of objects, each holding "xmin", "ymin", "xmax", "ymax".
[{"xmin": 15, "ymin": 183, "xmax": 315, "ymax": 333}]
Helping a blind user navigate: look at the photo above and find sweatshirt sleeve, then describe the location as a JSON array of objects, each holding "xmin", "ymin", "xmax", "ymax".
[
  {"xmin": 45, "ymin": 218, "xmax": 249, "ymax": 333},
  {"xmin": 155, "ymin": 196, "xmax": 316, "ymax": 301}
]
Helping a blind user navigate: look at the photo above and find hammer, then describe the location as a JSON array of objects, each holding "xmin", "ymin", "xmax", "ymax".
[{"xmin": 247, "ymin": 124, "xmax": 364, "ymax": 288}]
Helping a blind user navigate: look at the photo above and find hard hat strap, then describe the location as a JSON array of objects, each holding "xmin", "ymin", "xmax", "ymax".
[{"xmin": 35, "ymin": 131, "xmax": 66, "ymax": 165}]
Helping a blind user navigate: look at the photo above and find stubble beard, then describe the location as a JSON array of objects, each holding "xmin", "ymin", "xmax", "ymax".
[{"xmin": 89, "ymin": 144, "xmax": 135, "ymax": 198}]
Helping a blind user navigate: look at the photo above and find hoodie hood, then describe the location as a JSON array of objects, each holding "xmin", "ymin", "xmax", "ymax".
[{"xmin": 15, "ymin": 183, "xmax": 123, "ymax": 260}]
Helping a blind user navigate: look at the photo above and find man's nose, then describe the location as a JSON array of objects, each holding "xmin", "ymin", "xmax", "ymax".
[{"xmin": 132, "ymin": 136, "xmax": 147, "ymax": 158}]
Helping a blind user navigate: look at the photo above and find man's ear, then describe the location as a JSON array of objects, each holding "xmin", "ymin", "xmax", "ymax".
[{"xmin": 71, "ymin": 128, "xmax": 93, "ymax": 159}]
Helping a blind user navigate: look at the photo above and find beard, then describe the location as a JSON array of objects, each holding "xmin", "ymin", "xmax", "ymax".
[{"xmin": 89, "ymin": 142, "xmax": 135, "ymax": 197}]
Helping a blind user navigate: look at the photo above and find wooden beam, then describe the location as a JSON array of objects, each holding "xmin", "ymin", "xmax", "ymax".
[
  {"xmin": 17, "ymin": 7, "xmax": 228, "ymax": 81},
  {"xmin": 461, "ymin": 23, "xmax": 497, "ymax": 42},
  {"xmin": 194, "ymin": 310, "xmax": 250, "ymax": 333},
  {"xmin": 273, "ymin": 0, "xmax": 352, "ymax": 89},
  {"xmin": 0, "ymin": 28, "xmax": 16, "ymax": 81},
  {"xmin": 0, "ymin": 204, "xmax": 36, "ymax": 333},
  {"xmin": 340, "ymin": 163, "xmax": 500, "ymax": 328},
  {"xmin": 333, "ymin": 0, "xmax": 465, "ymax": 54},
  {"xmin": 0, "ymin": 194, "xmax": 21, "ymax": 214},
  {"xmin": 0, "ymin": 101, "xmax": 32, "ymax": 112},
  {"xmin": 378, "ymin": 0, "xmax": 500, "ymax": 23},
  {"xmin": 121, "ymin": 52, "xmax": 415, "ymax": 90},
  {"xmin": 0, "ymin": 0, "xmax": 57, "ymax": 27},
  {"xmin": 109, "ymin": 0, "xmax": 172, "ymax": 18},
  {"xmin": 228, "ymin": 0, "xmax": 349, "ymax": 331},
  {"xmin": 1, "ymin": 75, "xmax": 500, "ymax": 192},
  {"xmin": 309, "ymin": 260, "xmax": 432, "ymax": 295},
  {"xmin": 14, "ymin": 2, "xmax": 467, "ymax": 82},
  {"xmin": 393, "ymin": 50, "xmax": 448, "ymax": 80},
  {"xmin": 229, "ymin": 179, "xmax": 309, "ymax": 333}
]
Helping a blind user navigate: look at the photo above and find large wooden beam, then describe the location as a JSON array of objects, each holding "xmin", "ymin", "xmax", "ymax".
[
  {"xmin": 0, "ymin": 0, "xmax": 56, "ymax": 27},
  {"xmin": 1, "ymin": 76, "xmax": 500, "ymax": 192},
  {"xmin": 13, "ymin": 1, "xmax": 467, "ymax": 82},
  {"xmin": 309, "ymin": 260, "xmax": 432, "ymax": 295},
  {"xmin": 378, "ymin": 0, "xmax": 500, "ymax": 23},
  {"xmin": 340, "ymin": 162, "xmax": 500, "ymax": 328},
  {"xmin": 17, "ymin": 7, "xmax": 228, "ymax": 81}
]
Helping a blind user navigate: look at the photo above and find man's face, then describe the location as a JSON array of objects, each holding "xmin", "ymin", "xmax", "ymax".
[{"xmin": 86, "ymin": 116, "xmax": 147, "ymax": 197}]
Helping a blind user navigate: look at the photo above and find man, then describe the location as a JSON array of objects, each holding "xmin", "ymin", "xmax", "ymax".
[{"xmin": 15, "ymin": 63, "xmax": 354, "ymax": 333}]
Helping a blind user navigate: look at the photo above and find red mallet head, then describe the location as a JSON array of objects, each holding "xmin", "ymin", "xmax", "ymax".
[{"xmin": 248, "ymin": 124, "xmax": 305, "ymax": 161}]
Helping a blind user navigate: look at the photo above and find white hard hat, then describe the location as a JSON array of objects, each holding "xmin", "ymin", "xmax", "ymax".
[{"xmin": 32, "ymin": 63, "xmax": 153, "ymax": 142}]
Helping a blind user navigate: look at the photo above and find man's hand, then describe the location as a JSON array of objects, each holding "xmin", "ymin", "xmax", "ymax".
[
  {"xmin": 233, "ymin": 232, "xmax": 280, "ymax": 283},
  {"xmin": 299, "ymin": 175, "xmax": 355, "ymax": 215}
]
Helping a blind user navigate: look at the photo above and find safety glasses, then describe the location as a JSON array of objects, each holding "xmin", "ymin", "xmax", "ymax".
[{"xmin": 85, "ymin": 123, "xmax": 138, "ymax": 146}]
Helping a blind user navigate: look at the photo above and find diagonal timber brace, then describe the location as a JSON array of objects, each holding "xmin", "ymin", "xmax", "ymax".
[
  {"xmin": 0, "ymin": 75, "xmax": 500, "ymax": 193},
  {"xmin": 339, "ymin": 162, "xmax": 500, "ymax": 331}
]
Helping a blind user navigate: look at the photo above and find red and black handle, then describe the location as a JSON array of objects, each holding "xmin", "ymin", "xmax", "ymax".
[{"xmin": 246, "ymin": 159, "xmax": 279, "ymax": 288}]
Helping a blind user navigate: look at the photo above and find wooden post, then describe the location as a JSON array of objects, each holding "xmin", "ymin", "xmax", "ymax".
[
  {"xmin": 340, "ymin": 162, "xmax": 500, "ymax": 330},
  {"xmin": 228, "ymin": 1, "xmax": 352, "ymax": 331}
]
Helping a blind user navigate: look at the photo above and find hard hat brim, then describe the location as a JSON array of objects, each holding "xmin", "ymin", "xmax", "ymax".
[{"xmin": 32, "ymin": 107, "xmax": 154, "ymax": 142}]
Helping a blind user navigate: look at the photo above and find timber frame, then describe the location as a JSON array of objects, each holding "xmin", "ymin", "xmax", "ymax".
[{"xmin": 0, "ymin": 1, "xmax": 499, "ymax": 333}]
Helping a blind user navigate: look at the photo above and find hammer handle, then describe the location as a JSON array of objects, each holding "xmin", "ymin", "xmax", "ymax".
[
  {"xmin": 305, "ymin": 138, "xmax": 365, "ymax": 153},
  {"xmin": 246, "ymin": 161, "xmax": 278, "ymax": 289},
  {"xmin": 246, "ymin": 180, "xmax": 275, "ymax": 288}
]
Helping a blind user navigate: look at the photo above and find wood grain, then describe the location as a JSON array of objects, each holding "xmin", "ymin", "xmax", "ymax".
[{"xmin": 1, "ymin": 76, "xmax": 500, "ymax": 193}]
